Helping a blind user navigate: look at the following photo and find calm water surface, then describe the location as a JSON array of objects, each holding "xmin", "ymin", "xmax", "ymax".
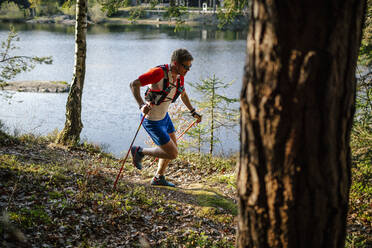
[{"xmin": 0, "ymin": 23, "xmax": 247, "ymax": 157}]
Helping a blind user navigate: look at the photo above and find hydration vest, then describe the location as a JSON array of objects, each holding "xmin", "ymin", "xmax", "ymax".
[{"xmin": 144, "ymin": 65, "xmax": 184, "ymax": 105}]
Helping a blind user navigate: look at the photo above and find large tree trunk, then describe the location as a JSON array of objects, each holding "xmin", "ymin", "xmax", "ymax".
[
  {"xmin": 56, "ymin": 0, "xmax": 87, "ymax": 145},
  {"xmin": 237, "ymin": 1, "xmax": 366, "ymax": 247}
]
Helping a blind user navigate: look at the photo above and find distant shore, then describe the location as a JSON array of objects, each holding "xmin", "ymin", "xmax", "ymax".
[
  {"xmin": 0, "ymin": 81, "xmax": 69, "ymax": 93},
  {"xmin": 0, "ymin": 9, "xmax": 248, "ymax": 29}
]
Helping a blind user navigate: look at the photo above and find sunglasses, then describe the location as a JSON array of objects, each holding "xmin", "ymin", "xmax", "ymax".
[{"xmin": 181, "ymin": 63, "xmax": 192, "ymax": 70}]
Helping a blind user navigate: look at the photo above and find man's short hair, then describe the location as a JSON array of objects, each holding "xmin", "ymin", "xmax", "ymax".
[{"xmin": 171, "ymin": 48, "xmax": 193, "ymax": 64}]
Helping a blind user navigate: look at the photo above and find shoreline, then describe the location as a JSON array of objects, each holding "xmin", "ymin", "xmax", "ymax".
[
  {"xmin": 0, "ymin": 11, "xmax": 248, "ymax": 29},
  {"xmin": 0, "ymin": 80, "xmax": 69, "ymax": 93}
]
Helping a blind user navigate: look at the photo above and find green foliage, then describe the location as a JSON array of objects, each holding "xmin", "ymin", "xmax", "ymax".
[
  {"xmin": 0, "ymin": 1, "xmax": 24, "ymax": 19},
  {"xmin": 128, "ymin": 6, "xmax": 144, "ymax": 22},
  {"xmin": 33, "ymin": 0, "xmax": 60, "ymax": 16},
  {"xmin": 162, "ymin": 6, "xmax": 189, "ymax": 32},
  {"xmin": 188, "ymin": 75, "xmax": 239, "ymax": 155},
  {"xmin": 0, "ymin": 26, "xmax": 53, "ymax": 83},
  {"xmin": 0, "ymin": 0, "xmax": 31, "ymax": 9},
  {"xmin": 149, "ymin": 0, "xmax": 158, "ymax": 9},
  {"xmin": 217, "ymin": 0, "xmax": 248, "ymax": 28},
  {"xmin": 27, "ymin": 0, "xmax": 62, "ymax": 16},
  {"xmin": 88, "ymin": 2, "xmax": 107, "ymax": 23},
  {"xmin": 182, "ymin": 123, "xmax": 209, "ymax": 154},
  {"xmin": 60, "ymin": 0, "xmax": 76, "ymax": 16},
  {"xmin": 163, "ymin": 5, "xmax": 186, "ymax": 20},
  {"xmin": 98, "ymin": 0, "xmax": 124, "ymax": 16},
  {"xmin": 29, "ymin": 0, "xmax": 41, "ymax": 8},
  {"xmin": 358, "ymin": 0, "xmax": 371, "ymax": 66}
]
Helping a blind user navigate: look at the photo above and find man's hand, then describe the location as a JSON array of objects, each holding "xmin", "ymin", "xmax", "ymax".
[
  {"xmin": 140, "ymin": 103, "xmax": 152, "ymax": 115},
  {"xmin": 191, "ymin": 111, "xmax": 202, "ymax": 123}
]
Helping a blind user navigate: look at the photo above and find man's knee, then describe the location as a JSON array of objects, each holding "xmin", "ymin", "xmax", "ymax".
[
  {"xmin": 167, "ymin": 148, "xmax": 178, "ymax": 160},
  {"xmin": 161, "ymin": 138, "xmax": 178, "ymax": 159}
]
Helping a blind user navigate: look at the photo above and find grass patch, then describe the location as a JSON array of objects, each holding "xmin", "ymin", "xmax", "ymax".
[
  {"xmin": 178, "ymin": 152, "xmax": 237, "ymax": 174},
  {"xmin": 346, "ymin": 118, "xmax": 372, "ymax": 247},
  {"xmin": 50, "ymin": 81, "xmax": 68, "ymax": 85},
  {"xmin": 345, "ymin": 232, "xmax": 370, "ymax": 248},
  {"xmin": 163, "ymin": 229, "xmax": 234, "ymax": 248},
  {"xmin": 9, "ymin": 206, "xmax": 52, "ymax": 229},
  {"xmin": 48, "ymin": 191, "xmax": 64, "ymax": 199},
  {"xmin": 187, "ymin": 184, "xmax": 237, "ymax": 216},
  {"xmin": 210, "ymin": 173, "xmax": 236, "ymax": 188},
  {"xmin": 348, "ymin": 159, "xmax": 372, "ymax": 233}
]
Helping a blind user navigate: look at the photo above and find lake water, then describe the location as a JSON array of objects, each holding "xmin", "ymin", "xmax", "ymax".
[{"xmin": 0, "ymin": 22, "xmax": 247, "ymax": 157}]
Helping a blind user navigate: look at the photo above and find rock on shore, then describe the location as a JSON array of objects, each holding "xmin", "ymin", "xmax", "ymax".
[
  {"xmin": 25, "ymin": 15, "xmax": 76, "ymax": 25},
  {"xmin": 0, "ymin": 81, "xmax": 70, "ymax": 93}
]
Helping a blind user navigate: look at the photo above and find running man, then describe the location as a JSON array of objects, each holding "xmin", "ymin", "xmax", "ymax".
[{"xmin": 129, "ymin": 48, "xmax": 202, "ymax": 187}]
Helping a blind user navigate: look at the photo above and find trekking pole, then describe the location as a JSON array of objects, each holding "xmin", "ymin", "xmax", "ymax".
[
  {"xmin": 113, "ymin": 114, "xmax": 146, "ymax": 190},
  {"xmin": 151, "ymin": 119, "xmax": 197, "ymax": 166},
  {"xmin": 176, "ymin": 119, "xmax": 197, "ymax": 141}
]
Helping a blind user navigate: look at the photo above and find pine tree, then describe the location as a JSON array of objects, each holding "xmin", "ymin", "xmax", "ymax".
[{"xmin": 188, "ymin": 75, "xmax": 238, "ymax": 155}]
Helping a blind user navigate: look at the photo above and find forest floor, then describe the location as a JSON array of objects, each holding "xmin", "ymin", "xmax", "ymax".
[
  {"xmin": 0, "ymin": 132, "xmax": 370, "ymax": 247},
  {"xmin": 0, "ymin": 133, "xmax": 237, "ymax": 247}
]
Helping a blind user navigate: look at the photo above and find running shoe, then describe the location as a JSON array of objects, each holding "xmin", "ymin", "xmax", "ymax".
[
  {"xmin": 151, "ymin": 175, "xmax": 175, "ymax": 187},
  {"xmin": 131, "ymin": 146, "xmax": 144, "ymax": 170}
]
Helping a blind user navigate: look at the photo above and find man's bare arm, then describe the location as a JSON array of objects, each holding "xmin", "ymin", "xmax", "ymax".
[
  {"xmin": 130, "ymin": 79, "xmax": 146, "ymax": 108},
  {"xmin": 130, "ymin": 79, "xmax": 151, "ymax": 114},
  {"xmin": 181, "ymin": 91, "xmax": 202, "ymax": 123},
  {"xmin": 180, "ymin": 91, "xmax": 194, "ymax": 111}
]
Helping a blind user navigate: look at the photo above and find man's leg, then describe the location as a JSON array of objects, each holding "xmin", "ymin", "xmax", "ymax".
[
  {"xmin": 155, "ymin": 132, "xmax": 177, "ymax": 176},
  {"xmin": 131, "ymin": 113, "xmax": 176, "ymax": 171},
  {"xmin": 141, "ymin": 132, "xmax": 178, "ymax": 160}
]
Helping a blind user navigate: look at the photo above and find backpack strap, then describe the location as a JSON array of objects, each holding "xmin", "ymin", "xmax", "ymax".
[
  {"xmin": 172, "ymin": 77, "xmax": 184, "ymax": 103},
  {"xmin": 156, "ymin": 64, "xmax": 169, "ymax": 90}
]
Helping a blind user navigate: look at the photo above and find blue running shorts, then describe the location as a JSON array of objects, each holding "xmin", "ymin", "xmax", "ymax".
[{"xmin": 141, "ymin": 113, "xmax": 175, "ymax": 146}]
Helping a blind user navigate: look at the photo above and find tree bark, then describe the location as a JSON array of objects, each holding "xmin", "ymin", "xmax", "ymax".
[
  {"xmin": 56, "ymin": 0, "xmax": 87, "ymax": 146},
  {"xmin": 237, "ymin": 0, "xmax": 366, "ymax": 247}
]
